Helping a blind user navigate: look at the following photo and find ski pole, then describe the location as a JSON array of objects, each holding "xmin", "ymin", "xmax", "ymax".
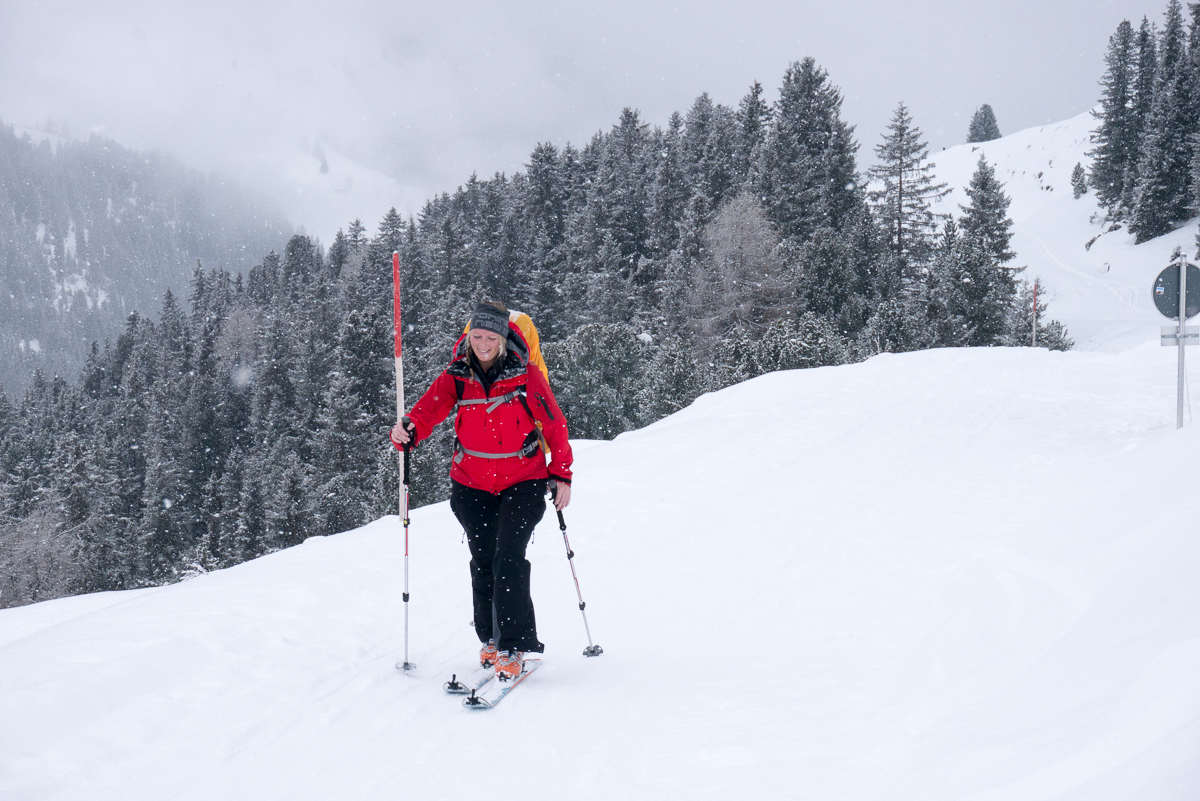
[
  {"xmin": 394, "ymin": 250, "xmax": 416, "ymax": 672},
  {"xmin": 551, "ymin": 484, "xmax": 602, "ymax": 657},
  {"xmin": 399, "ymin": 440, "xmax": 415, "ymax": 671}
]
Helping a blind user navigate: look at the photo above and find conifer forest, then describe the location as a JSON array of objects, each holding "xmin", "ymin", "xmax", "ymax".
[
  {"xmin": 1089, "ymin": 0, "xmax": 1200, "ymax": 244},
  {"xmin": 7, "ymin": 37, "xmax": 1123, "ymax": 608}
]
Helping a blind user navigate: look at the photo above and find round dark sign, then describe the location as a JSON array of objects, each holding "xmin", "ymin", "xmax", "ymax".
[{"xmin": 1153, "ymin": 262, "xmax": 1200, "ymax": 320}]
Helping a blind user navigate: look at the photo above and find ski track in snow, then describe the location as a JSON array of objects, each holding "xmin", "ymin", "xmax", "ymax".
[{"xmin": 2, "ymin": 112, "xmax": 1200, "ymax": 801}]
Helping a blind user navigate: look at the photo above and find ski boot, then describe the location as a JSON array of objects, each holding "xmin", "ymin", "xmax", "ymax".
[
  {"xmin": 494, "ymin": 650, "xmax": 524, "ymax": 681},
  {"xmin": 479, "ymin": 639, "xmax": 498, "ymax": 668}
]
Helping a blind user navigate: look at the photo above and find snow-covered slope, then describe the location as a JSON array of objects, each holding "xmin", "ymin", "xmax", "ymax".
[
  {"xmin": 929, "ymin": 109, "xmax": 1199, "ymax": 353},
  {"xmin": 2, "ymin": 342, "xmax": 1199, "ymax": 800},
  {"xmin": 4, "ymin": 116, "xmax": 1200, "ymax": 801},
  {"xmin": 258, "ymin": 139, "xmax": 425, "ymax": 244}
]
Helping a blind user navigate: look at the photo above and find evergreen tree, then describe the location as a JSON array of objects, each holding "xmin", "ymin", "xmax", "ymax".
[
  {"xmin": 1072, "ymin": 163, "xmax": 1088, "ymax": 198},
  {"xmin": 519, "ymin": 142, "xmax": 569, "ymax": 322},
  {"xmin": 754, "ymin": 314, "xmax": 850, "ymax": 374},
  {"xmin": 1130, "ymin": 63, "xmax": 1194, "ymax": 240},
  {"xmin": 868, "ymin": 102, "xmax": 949, "ymax": 273},
  {"xmin": 734, "ymin": 81, "xmax": 772, "ymax": 187},
  {"xmin": 959, "ymin": 156, "xmax": 1015, "ymax": 268},
  {"xmin": 918, "ymin": 217, "xmax": 972, "ymax": 348},
  {"xmin": 682, "ymin": 93, "xmax": 738, "ymax": 218},
  {"xmin": 1007, "ymin": 278, "xmax": 1074, "ymax": 350},
  {"xmin": 635, "ymin": 335, "xmax": 706, "ymax": 426},
  {"xmin": 1133, "ymin": 17, "xmax": 1159, "ymax": 141},
  {"xmin": 542, "ymin": 324, "xmax": 647, "ymax": 440},
  {"xmin": 781, "ymin": 226, "xmax": 867, "ymax": 332},
  {"xmin": 957, "ymin": 157, "xmax": 1018, "ymax": 345},
  {"xmin": 966, "ymin": 104, "xmax": 1001, "ymax": 142},
  {"xmin": 1090, "ymin": 20, "xmax": 1138, "ymax": 212},
  {"xmin": 712, "ymin": 325, "xmax": 756, "ymax": 389},
  {"xmin": 647, "ymin": 114, "xmax": 687, "ymax": 262},
  {"xmin": 759, "ymin": 58, "xmax": 862, "ymax": 243},
  {"xmin": 858, "ymin": 295, "xmax": 925, "ymax": 354},
  {"xmin": 1162, "ymin": 0, "xmax": 1188, "ymax": 76}
]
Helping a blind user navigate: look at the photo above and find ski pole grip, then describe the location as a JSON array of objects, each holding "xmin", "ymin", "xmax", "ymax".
[
  {"xmin": 549, "ymin": 481, "xmax": 566, "ymax": 529},
  {"xmin": 401, "ymin": 442, "xmax": 411, "ymax": 485}
]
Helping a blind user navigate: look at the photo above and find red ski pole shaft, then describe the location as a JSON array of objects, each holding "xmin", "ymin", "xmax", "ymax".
[{"xmin": 394, "ymin": 250, "xmax": 415, "ymax": 672}]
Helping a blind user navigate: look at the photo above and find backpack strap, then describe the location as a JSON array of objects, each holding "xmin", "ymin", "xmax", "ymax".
[
  {"xmin": 451, "ymin": 379, "xmax": 547, "ymax": 460},
  {"xmin": 456, "ymin": 388, "xmax": 523, "ymax": 414},
  {"xmin": 515, "ymin": 391, "xmax": 551, "ymax": 455},
  {"xmin": 453, "ymin": 428, "xmax": 541, "ymax": 463}
]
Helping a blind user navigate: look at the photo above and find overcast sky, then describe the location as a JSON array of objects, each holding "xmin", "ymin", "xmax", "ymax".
[{"xmin": 0, "ymin": 0, "xmax": 1167, "ymax": 239}]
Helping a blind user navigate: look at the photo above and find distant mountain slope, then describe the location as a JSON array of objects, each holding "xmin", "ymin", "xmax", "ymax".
[
  {"xmin": 928, "ymin": 109, "xmax": 1198, "ymax": 352},
  {"xmin": 0, "ymin": 123, "xmax": 292, "ymax": 394}
]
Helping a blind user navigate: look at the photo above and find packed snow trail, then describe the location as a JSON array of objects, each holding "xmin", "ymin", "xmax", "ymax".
[{"xmin": 2, "ymin": 344, "xmax": 1199, "ymax": 800}]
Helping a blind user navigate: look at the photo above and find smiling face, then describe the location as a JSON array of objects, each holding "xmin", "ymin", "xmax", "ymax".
[{"xmin": 469, "ymin": 328, "xmax": 503, "ymax": 366}]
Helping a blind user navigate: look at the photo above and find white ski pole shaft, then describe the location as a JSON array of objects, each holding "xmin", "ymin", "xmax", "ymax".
[{"xmin": 553, "ymin": 488, "xmax": 602, "ymax": 657}]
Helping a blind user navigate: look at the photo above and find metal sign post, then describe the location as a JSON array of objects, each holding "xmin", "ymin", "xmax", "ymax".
[
  {"xmin": 1180, "ymin": 261, "xmax": 1187, "ymax": 429},
  {"xmin": 1153, "ymin": 258, "xmax": 1200, "ymax": 428}
]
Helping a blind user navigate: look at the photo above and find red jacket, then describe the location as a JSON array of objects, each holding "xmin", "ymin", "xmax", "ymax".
[{"xmin": 395, "ymin": 323, "xmax": 572, "ymax": 494}]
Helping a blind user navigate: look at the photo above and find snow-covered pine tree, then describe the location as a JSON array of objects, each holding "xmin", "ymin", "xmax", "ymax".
[
  {"xmin": 781, "ymin": 226, "xmax": 862, "ymax": 331},
  {"xmin": 1007, "ymin": 278, "xmax": 1074, "ymax": 350},
  {"xmin": 634, "ymin": 335, "xmax": 706, "ymax": 426},
  {"xmin": 957, "ymin": 156, "xmax": 1018, "ymax": 345},
  {"xmin": 682, "ymin": 93, "xmax": 738, "ymax": 220},
  {"xmin": 917, "ymin": 217, "xmax": 972, "ymax": 348},
  {"xmin": 1090, "ymin": 19, "xmax": 1138, "ymax": 213},
  {"xmin": 1133, "ymin": 17, "xmax": 1159, "ymax": 141},
  {"xmin": 868, "ymin": 102, "xmax": 949, "ymax": 275},
  {"xmin": 1072, "ymin": 163, "xmax": 1089, "ymax": 198},
  {"xmin": 966, "ymin": 104, "xmax": 1001, "ymax": 142},
  {"xmin": 1161, "ymin": 0, "xmax": 1188, "ymax": 76},
  {"xmin": 758, "ymin": 58, "xmax": 861, "ymax": 243},
  {"xmin": 647, "ymin": 114, "xmax": 687, "ymax": 260},
  {"xmin": 858, "ymin": 295, "xmax": 924, "ymax": 354},
  {"xmin": 734, "ymin": 81, "xmax": 772, "ymax": 189},
  {"xmin": 541, "ymin": 323, "xmax": 647, "ymax": 440},
  {"xmin": 517, "ymin": 142, "xmax": 569, "ymax": 327},
  {"xmin": 1186, "ymin": 2, "xmax": 1200, "ymax": 237},
  {"xmin": 599, "ymin": 108, "xmax": 653, "ymax": 267},
  {"xmin": 712, "ymin": 325, "xmax": 756, "ymax": 389},
  {"xmin": 959, "ymin": 155, "xmax": 1015, "ymax": 269},
  {"xmin": 753, "ymin": 314, "xmax": 850, "ymax": 374},
  {"xmin": 1129, "ymin": 37, "xmax": 1194, "ymax": 241}
]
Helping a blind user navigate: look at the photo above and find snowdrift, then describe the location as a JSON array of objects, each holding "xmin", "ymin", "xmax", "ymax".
[{"xmin": 4, "ymin": 116, "xmax": 1200, "ymax": 800}]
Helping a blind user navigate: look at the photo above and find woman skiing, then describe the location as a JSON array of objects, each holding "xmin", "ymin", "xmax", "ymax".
[{"xmin": 390, "ymin": 301, "xmax": 572, "ymax": 680}]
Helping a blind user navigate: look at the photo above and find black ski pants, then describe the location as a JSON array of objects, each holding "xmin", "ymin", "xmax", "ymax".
[{"xmin": 449, "ymin": 478, "xmax": 547, "ymax": 654}]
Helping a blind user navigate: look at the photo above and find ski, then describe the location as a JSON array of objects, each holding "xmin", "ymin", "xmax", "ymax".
[
  {"xmin": 463, "ymin": 658, "xmax": 541, "ymax": 709},
  {"xmin": 443, "ymin": 664, "xmax": 495, "ymax": 694}
]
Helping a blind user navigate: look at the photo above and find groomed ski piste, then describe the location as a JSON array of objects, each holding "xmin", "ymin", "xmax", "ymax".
[{"xmin": 3, "ymin": 110, "xmax": 1200, "ymax": 800}]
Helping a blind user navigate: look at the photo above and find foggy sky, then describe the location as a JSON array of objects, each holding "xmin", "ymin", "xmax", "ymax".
[{"xmin": 0, "ymin": 0, "xmax": 1164, "ymax": 240}]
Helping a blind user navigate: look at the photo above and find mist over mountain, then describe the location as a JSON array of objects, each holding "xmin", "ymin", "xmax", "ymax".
[{"xmin": 0, "ymin": 122, "xmax": 292, "ymax": 394}]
